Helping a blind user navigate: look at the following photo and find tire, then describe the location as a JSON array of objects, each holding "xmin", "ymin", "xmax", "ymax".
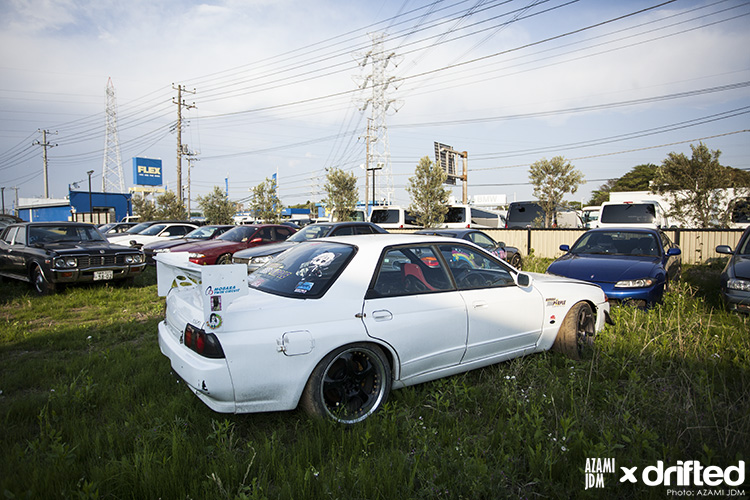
[
  {"xmin": 216, "ymin": 253, "xmax": 233, "ymax": 265},
  {"xmin": 300, "ymin": 343, "xmax": 391, "ymax": 424},
  {"xmin": 552, "ymin": 301, "xmax": 595, "ymax": 360},
  {"xmin": 31, "ymin": 266, "xmax": 56, "ymax": 295},
  {"xmin": 509, "ymin": 253, "xmax": 523, "ymax": 270}
]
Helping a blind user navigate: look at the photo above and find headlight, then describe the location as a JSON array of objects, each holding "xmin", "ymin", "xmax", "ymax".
[
  {"xmin": 153, "ymin": 248, "xmax": 171, "ymax": 253},
  {"xmin": 727, "ymin": 278, "xmax": 750, "ymax": 292},
  {"xmin": 54, "ymin": 257, "xmax": 78, "ymax": 268},
  {"xmin": 124, "ymin": 254, "xmax": 143, "ymax": 264},
  {"xmin": 189, "ymin": 253, "xmax": 205, "ymax": 259},
  {"xmin": 250, "ymin": 255, "xmax": 272, "ymax": 264},
  {"xmin": 615, "ymin": 277, "xmax": 655, "ymax": 288}
]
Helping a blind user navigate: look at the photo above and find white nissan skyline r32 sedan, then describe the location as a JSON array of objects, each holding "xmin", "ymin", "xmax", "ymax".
[{"xmin": 156, "ymin": 234, "xmax": 612, "ymax": 424}]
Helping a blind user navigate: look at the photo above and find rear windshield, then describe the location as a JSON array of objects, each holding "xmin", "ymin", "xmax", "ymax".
[
  {"xmin": 288, "ymin": 224, "xmax": 332, "ymax": 242},
  {"xmin": 444, "ymin": 207, "xmax": 467, "ymax": 223},
  {"xmin": 370, "ymin": 209, "xmax": 399, "ymax": 224},
  {"xmin": 248, "ymin": 241, "xmax": 355, "ymax": 299},
  {"xmin": 507, "ymin": 203, "xmax": 544, "ymax": 224},
  {"xmin": 601, "ymin": 204, "xmax": 656, "ymax": 224}
]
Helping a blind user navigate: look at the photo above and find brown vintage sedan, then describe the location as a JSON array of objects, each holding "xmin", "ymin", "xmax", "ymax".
[{"xmin": 0, "ymin": 222, "xmax": 145, "ymax": 294}]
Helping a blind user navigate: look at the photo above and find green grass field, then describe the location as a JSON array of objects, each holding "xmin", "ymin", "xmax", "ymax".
[{"xmin": 1, "ymin": 259, "xmax": 748, "ymax": 499}]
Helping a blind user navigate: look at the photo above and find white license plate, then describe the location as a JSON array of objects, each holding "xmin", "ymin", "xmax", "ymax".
[{"xmin": 94, "ymin": 270, "xmax": 114, "ymax": 281}]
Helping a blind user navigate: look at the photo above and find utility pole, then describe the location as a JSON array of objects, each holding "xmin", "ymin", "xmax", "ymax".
[
  {"xmin": 1, "ymin": 187, "xmax": 5, "ymax": 214},
  {"xmin": 184, "ymin": 150, "xmax": 200, "ymax": 218},
  {"xmin": 172, "ymin": 84, "xmax": 196, "ymax": 205},
  {"xmin": 32, "ymin": 129, "xmax": 57, "ymax": 198},
  {"xmin": 360, "ymin": 118, "xmax": 374, "ymax": 212},
  {"xmin": 12, "ymin": 187, "xmax": 19, "ymax": 216}
]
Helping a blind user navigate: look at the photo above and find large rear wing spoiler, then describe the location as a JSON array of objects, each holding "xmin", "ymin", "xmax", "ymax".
[{"xmin": 155, "ymin": 253, "xmax": 248, "ymax": 331}]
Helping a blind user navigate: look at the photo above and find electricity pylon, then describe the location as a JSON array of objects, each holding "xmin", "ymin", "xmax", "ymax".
[{"xmin": 102, "ymin": 77, "xmax": 125, "ymax": 193}]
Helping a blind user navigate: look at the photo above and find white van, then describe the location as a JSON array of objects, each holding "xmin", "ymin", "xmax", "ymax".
[
  {"xmin": 442, "ymin": 204, "xmax": 505, "ymax": 229},
  {"xmin": 369, "ymin": 206, "xmax": 421, "ymax": 229},
  {"xmin": 597, "ymin": 201, "xmax": 668, "ymax": 229},
  {"xmin": 505, "ymin": 201, "xmax": 582, "ymax": 228},
  {"xmin": 581, "ymin": 206, "xmax": 600, "ymax": 229}
]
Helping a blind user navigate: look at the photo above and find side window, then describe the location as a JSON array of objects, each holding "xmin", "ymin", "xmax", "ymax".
[
  {"xmin": 332, "ymin": 226, "xmax": 355, "ymax": 236},
  {"xmin": 15, "ymin": 227, "xmax": 25, "ymax": 245},
  {"xmin": 369, "ymin": 245, "xmax": 453, "ymax": 298},
  {"xmin": 469, "ymin": 232, "xmax": 496, "ymax": 251},
  {"xmin": 275, "ymin": 227, "xmax": 293, "ymax": 240},
  {"xmin": 355, "ymin": 225, "xmax": 375, "ymax": 235},
  {"xmin": 660, "ymin": 232, "xmax": 673, "ymax": 255},
  {"xmin": 439, "ymin": 244, "xmax": 515, "ymax": 290},
  {"xmin": 257, "ymin": 228, "xmax": 274, "ymax": 241},
  {"xmin": 2, "ymin": 227, "xmax": 18, "ymax": 244}
]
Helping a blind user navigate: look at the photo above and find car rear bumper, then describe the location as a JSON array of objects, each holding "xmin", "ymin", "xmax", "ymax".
[{"xmin": 158, "ymin": 319, "xmax": 237, "ymax": 413}]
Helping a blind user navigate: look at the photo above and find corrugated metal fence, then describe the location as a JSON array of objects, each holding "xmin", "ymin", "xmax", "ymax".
[{"xmin": 391, "ymin": 228, "xmax": 745, "ymax": 265}]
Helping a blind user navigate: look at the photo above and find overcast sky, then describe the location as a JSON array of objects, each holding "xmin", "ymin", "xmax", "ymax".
[{"xmin": 1, "ymin": 0, "xmax": 748, "ymax": 211}]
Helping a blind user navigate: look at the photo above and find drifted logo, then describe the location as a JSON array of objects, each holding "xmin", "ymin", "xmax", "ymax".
[
  {"xmin": 621, "ymin": 460, "xmax": 745, "ymax": 487},
  {"xmin": 585, "ymin": 459, "xmax": 746, "ymax": 491}
]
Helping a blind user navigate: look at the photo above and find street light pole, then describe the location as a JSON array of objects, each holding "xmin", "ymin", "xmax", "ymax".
[{"xmin": 87, "ymin": 170, "xmax": 94, "ymax": 223}]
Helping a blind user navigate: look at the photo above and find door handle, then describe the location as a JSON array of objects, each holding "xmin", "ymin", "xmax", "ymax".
[
  {"xmin": 372, "ymin": 310, "xmax": 393, "ymax": 321},
  {"xmin": 473, "ymin": 301, "xmax": 488, "ymax": 309}
]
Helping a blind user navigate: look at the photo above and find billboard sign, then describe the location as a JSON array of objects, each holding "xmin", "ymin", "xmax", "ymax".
[
  {"xmin": 133, "ymin": 157, "xmax": 163, "ymax": 186},
  {"xmin": 434, "ymin": 142, "xmax": 456, "ymax": 185}
]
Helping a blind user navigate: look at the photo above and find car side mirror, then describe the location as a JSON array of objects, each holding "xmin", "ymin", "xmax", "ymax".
[
  {"xmin": 666, "ymin": 248, "xmax": 681, "ymax": 256},
  {"xmin": 715, "ymin": 245, "xmax": 733, "ymax": 255},
  {"xmin": 517, "ymin": 273, "xmax": 532, "ymax": 288},
  {"xmin": 129, "ymin": 240, "xmax": 138, "ymax": 247},
  {"xmin": 497, "ymin": 241, "xmax": 506, "ymax": 248},
  {"xmin": 559, "ymin": 244, "xmax": 570, "ymax": 252}
]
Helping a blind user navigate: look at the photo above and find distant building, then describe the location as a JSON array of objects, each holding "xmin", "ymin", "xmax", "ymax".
[{"xmin": 16, "ymin": 190, "xmax": 133, "ymax": 223}]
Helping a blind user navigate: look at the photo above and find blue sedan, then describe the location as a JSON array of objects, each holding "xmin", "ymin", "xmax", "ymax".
[
  {"xmin": 716, "ymin": 226, "xmax": 750, "ymax": 314},
  {"xmin": 546, "ymin": 228, "xmax": 681, "ymax": 307}
]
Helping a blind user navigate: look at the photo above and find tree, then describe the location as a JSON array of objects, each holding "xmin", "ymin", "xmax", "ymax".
[
  {"xmin": 131, "ymin": 194, "xmax": 158, "ymax": 221},
  {"xmin": 155, "ymin": 191, "xmax": 187, "ymax": 220},
  {"xmin": 529, "ymin": 156, "xmax": 584, "ymax": 227},
  {"xmin": 323, "ymin": 168, "xmax": 358, "ymax": 221},
  {"xmin": 587, "ymin": 164, "xmax": 658, "ymax": 206},
  {"xmin": 250, "ymin": 177, "xmax": 282, "ymax": 223},
  {"xmin": 613, "ymin": 164, "xmax": 658, "ymax": 191},
  {"xmin": 652, "ymin": 142, "xmax": 750, "ymax": 227},
  {"xmin": 406, "ymin": 156, "xmax": 449, "ymax": 228},
  {"xmin": 197, "ymin": 186, "xmax": 236, "ymax": 224},
  {"xmin": 587, "ymin": 179, "xmax": 616, "ymax": 206}
]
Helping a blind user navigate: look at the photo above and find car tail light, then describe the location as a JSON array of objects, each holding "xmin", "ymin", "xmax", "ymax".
[{"xmin": 183, "ymin": 324, "xmax": 225, "ymax": 359}]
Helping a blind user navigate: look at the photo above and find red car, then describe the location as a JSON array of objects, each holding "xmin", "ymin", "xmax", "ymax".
[{"xmin": 172, "ymin": 224, "xmax": 296, "ymax": 265}]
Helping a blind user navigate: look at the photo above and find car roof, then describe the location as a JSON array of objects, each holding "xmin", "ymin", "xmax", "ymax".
[
  {"xmin": 585, "ymin": 227, "xmax": 659, "ymax": 234},
  {"xmin": 11, "ymin": 221, "xmax": 95, "ymax": 227},
  {"xmin": 416, "ymin": 228, "xmax": 473, "ymax": 237},
  {"xmin": 322, "ymin": 233, "xmax": 471, "ymax": 248},
  {"xmin": 308, "ymin": 221, "xmax": 375, "ymax": 226}
]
